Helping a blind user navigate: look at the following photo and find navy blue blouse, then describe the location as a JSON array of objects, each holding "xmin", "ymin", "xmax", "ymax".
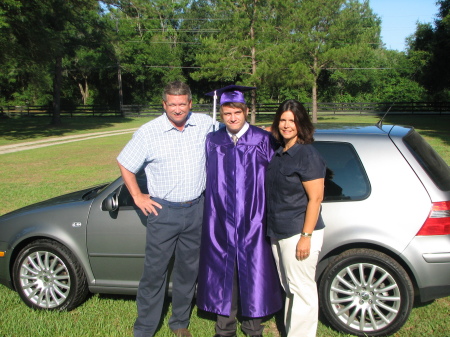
[{"xmin": 265, "ymin": 143, "xmax": 326, "ymax": 239}]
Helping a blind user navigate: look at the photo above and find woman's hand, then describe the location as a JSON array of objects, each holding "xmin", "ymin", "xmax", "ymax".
[{"xmin": 296, "ymin": 236, "xmax": 311, "ymax": 260}]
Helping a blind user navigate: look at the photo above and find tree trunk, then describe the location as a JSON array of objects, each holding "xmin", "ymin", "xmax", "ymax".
[
  {"xmin": 250, "ymin": 41, "xmax": 257, "ymax": 124},
  {"xmin": 118, "ymin": 61, "xmax": 124, "ymax": 117},
  {"xmin": 77, "ymin": 77, "xmax": 89, "ymax": 105},
  {"xmin": 250, "ymin": 40, "xmax": 256, "ymax": 125},
  {"xmin": 311, "ymin": 56, "xmax": 319, "ymax": 124},
  {"xmin": 249, "ymin": 0, "xmax": 257, "ymax": 125},
  {"xmin": 250, "ymin": 38, "xmax": 257, "ymax": 124},
  {"xmin": 51, "ymin": 56, "xmax": 63, "ymax": 125},
  {"xmin": 312, "ymin": 82, "xmax": 318, "ymax": 124}
]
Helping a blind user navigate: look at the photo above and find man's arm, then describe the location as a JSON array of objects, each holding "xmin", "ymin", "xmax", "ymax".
[{"xmin": 117, "ymin": 161, "xmax": 162, "ymax": 216}]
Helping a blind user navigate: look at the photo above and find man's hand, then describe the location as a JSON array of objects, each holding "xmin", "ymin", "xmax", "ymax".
[
  {"xmin": 118, "ymin": 162, "xmax": 163, "ymax": 216},
  {"xmin": 133, "ymin": 193, "xmax": 162, "ymax": 216}
]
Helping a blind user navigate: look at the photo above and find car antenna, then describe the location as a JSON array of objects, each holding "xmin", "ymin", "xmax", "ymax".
[{"xmin": 376, "ymin": 102, "xmax": 394, "ymax": 129}]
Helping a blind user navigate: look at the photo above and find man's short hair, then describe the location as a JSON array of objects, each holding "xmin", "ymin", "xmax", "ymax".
[
  {"xmin": 219, "ymin": 102, "xmax": 248, "ymax": 113},
  {"xmin": 163, "ymin": 81, "xmax": 192, "ymax": 102}
]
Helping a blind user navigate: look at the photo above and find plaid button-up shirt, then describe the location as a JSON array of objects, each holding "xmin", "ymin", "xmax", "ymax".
[{"xmin": 117, "ymin": 112, "xmax": 216, "ymax": 202}]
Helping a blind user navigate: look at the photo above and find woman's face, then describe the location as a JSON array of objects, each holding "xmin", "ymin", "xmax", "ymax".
[{"xmin": 278, "ymin": 110, "xmax": 298, "ymax": 143}]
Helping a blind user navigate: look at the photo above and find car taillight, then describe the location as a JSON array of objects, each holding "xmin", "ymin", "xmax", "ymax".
[{"xmin": 416, "ymin": 201, "xmax": 450, "ymax": 236}]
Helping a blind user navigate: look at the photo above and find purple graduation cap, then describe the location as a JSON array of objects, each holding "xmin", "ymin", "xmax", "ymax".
[
  {"xmin": 205, "ymin": 84, "xmax": 256, "ymax": 105},
  {"xmin": 205, "ymin": 85, "xmax": 256, "ymax": 130}
]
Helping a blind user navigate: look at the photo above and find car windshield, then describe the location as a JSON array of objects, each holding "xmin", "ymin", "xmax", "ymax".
[{"xmin": 403, "ymin": 130, "xmax": 450, "ymax": 191}]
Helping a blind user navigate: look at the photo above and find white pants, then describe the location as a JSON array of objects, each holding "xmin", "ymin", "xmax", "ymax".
[{"xmin": 271, "ymin": 229, "xmax": 324, "ymax": 337}]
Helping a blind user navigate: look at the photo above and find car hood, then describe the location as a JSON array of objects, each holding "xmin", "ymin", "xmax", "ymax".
[{"xmin": 0, "ymin": 184, "xmax": 106, "ymax": 220}]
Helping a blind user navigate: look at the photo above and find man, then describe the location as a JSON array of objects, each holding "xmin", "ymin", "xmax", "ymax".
[
  {"xmin": 196, "ymin": 85, "xmax": 283, "ymax": 337},
  {"xmin": 117, "ymin": 81, "xmax": 216, "ymax": 337}
]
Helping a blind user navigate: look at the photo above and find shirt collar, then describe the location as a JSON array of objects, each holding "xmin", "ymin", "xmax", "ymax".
[
  {"xmin": 275, "ymin": 142, "xmax": 301, "ymax": 156},
  {"xmin": 226, "ymin": 122, "xmax": 249, "ymax": 139},
  {"xmin": 162, "ymin": 111, "xmax": 194, "ymax": 132}
]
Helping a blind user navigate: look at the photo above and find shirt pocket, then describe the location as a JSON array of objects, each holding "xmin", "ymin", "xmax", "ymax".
[{"xmin": 279, "ymin": 166, "xmax": 300, "ymax": 183}]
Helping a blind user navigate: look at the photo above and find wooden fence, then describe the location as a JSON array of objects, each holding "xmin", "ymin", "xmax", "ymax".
[{"xmin": 1, "ymin": 101, "xmax": 450, "ymax": 118}]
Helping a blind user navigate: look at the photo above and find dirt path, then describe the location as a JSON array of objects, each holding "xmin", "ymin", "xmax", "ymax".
[{"xmin": 0, "ymin": 128, "xmax": 137, "ymax": 155}]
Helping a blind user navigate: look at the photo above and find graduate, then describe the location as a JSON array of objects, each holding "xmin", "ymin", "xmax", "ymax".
[{"xmin": 197, "ymin": 85, "xmax": 283, "ymax": 337}]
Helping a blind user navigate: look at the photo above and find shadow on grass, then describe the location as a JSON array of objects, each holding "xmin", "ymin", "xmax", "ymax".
[
  {"xmin": 0, "ymin": 116, "xmax": 136, "ymax": 141},
  {"xmin": 196, "ymin": 303, "xmax": 286, "ymax": 337}
]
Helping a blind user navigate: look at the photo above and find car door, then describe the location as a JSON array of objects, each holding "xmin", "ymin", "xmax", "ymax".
[{"xmin": 86, "ymin": 172, "xmax": 148, "ymax": 291}]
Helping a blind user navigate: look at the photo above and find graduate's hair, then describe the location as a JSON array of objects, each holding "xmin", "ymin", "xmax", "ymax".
[
  {"xmin": 271, "ymin": 99, "xmax": 315, "ymax": 145},
  {"xmin": 219, "ymin": 102, "xmax": 248, "ymax": 115},
  {"xmin": 162, "ymin": 81, "xmax": 192, "ymax": 102}
]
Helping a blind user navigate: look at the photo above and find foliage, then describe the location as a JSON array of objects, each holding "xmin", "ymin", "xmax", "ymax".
[
  {"xmin": 103, "ymin": 0, "xmax": 189, "ymax": 105},
  {"xmin": 275, "ymin": 0, "xmax": 382, "ymax": 121},
  {"xmin": 320, "ymin": 48, "xmax": 426, "ymax": 103},
  {"xmin": 0, "ymin": 0, "xmax": 104, "ymax": 123},
  {"xmin": 0, "ymin": 0, "xmax": 446, "ymax": 119},
  {"xmin": 189, "ymin": 0, "xmax": 281, "ymax": 123},
  {"xmin": 407, "ymin": 0, "xmax": 450, "ymax": 101}
]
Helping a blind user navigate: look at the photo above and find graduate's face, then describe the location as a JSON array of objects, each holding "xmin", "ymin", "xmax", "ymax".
[
  {"xmin": 221, "ymin": 106, "xmax": 248, "ymax": 134},
  {"xmin": 163, "ymin": 94, "xmax": 192, "ymax": 129},
  {"xmin": 278, "ymin": 110, "xmax": 298, "ymax": 144}
]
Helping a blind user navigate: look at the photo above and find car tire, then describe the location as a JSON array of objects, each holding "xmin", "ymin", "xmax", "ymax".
[
  {"xmin": 12, "ymin": 239, "xmax": 89, "ymax": 311},
  {"xmin": 319, "ymin": 248, "xmax": 414, "ymax": 336}
]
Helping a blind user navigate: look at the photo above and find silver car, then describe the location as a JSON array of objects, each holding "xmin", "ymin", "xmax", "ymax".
[{"xmin": 0, "ymin": 124, "xmax": 449, "ymax": 336}]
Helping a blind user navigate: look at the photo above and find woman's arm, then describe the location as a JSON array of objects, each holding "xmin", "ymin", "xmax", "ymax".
[{"xmin": 296, "ymin": 178, "xmax": 325, "ymax": 260}]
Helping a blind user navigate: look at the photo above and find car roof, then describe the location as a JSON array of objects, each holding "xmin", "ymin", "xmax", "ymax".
[{"xmin": 314, "ymin": 124, "xmax": 412, "ymax": 137}]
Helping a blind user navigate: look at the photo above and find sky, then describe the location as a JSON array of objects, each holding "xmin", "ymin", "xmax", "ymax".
[{"xmin": 369, "ymin": 0, "xmax": 439, "ymax": 51}]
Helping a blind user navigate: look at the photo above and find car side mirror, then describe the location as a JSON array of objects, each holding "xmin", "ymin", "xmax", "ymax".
[{"xmin": 102, "ymin": 192, "xmax": 119, "ymax": 212}]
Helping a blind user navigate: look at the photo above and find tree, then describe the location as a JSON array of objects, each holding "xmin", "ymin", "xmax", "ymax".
[
  {"xmin": 0, "ymin": 0, "xmax": 54, "ymax": 106},
  {"xmin": 191, "ymin": 0, "xmax": 279, "ymax": 124},
  {"xmin": 318, "ymin": 47, "xmax": 426, "ymax": 103},
  {"xmin": 62, "ymin": 7, "xmax": 113, "ymax": 106},
  {"xmin": 270, "ymin": 0, "xmax": 381, "ymax": 122},
  {"xmin": 2, "ymin": 0, "xmax": 102, "ymax": 124},
  {"xmin": 407, "ymin": 0, "xmax": 450, "ymax": 100},
  {"xmin": 103, "ymin": 0, "xmax": 188, "ymax": 107}
]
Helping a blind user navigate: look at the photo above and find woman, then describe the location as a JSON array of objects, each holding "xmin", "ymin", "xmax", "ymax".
[{"xmin": 265, "ymin": 99, "xmax": 326, "ymax": 337}]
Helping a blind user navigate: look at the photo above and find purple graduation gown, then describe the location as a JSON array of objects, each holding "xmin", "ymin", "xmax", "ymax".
[{"xmin": 197, "ymin": 125, "xmax": 283, "ymax": 317}]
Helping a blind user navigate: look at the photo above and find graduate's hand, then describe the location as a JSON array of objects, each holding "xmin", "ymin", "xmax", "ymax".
[
  {"xmin": 296, "ymin": 236, "xmax": 311, "ymax": 261},
  {"xmin": 133, "ymin": 193, "xmax": 162, "ymax": 216}
]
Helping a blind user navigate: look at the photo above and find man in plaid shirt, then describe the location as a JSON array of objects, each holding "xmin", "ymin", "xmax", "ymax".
[{"xmin": 117, "ymin": 81, "xmax": 217, "ymax": 337}]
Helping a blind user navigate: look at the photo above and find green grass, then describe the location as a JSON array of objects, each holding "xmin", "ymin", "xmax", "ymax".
[
  {"xmin": 0, "ymin": 115, "xmax": 449, "ymax": 336},
  {"xmin": 0, "ymin": 133, "xmax": 132, "ymax": 215}
]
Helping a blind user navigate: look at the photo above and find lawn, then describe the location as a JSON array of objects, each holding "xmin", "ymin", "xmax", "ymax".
[{"xmin": 0, "ymin": 114, "xmax": 449, "ymax": 337}]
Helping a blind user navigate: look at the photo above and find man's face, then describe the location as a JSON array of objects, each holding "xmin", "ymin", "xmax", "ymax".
[
  {"xmin": 163, "ymin": 94, "xmax": 192, "ymax": 129},
  {"xmin": 221, "ymin": 106, "xmax": 248, "ymax": 134}
]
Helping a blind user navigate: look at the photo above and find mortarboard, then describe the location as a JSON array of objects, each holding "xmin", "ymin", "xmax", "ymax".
[
  {"xmin": 205, "ymin": 84, "xmax": 256, "ymax": 105},
  {"xmin": 205, "ymin": 85, "xmax": 256, "ymax": 130}
]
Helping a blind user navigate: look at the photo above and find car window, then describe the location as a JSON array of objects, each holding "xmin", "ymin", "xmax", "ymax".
[
  {"xmin": 312, "ymin": 141, "xmax": 371, "ymax": 202},
  {"xmin": 403, "ymin": 130, "xmax": 450, "ymax": 191},
  {"xmin": 118, "ymin": 169, "xmax": 148, "ymax": 207}
]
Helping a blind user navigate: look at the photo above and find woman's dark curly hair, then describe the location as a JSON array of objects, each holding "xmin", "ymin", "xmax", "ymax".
[{"xmin": 271, "ymin": 99, "xmax": 315, "ymax": 145}]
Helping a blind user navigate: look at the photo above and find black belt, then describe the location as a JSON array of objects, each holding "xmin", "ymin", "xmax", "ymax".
[{"xmin": 152, "ymin": 195, "xmax": 202, "ymax": 208}]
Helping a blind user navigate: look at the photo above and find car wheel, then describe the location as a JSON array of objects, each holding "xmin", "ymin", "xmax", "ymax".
[
  {"xmin": 12, "ymin": 239, "xmax": 89, "ymax": 310},
  {"xmin": 319, "ymin": 248, "xmax": 413, "ymax": 336}
]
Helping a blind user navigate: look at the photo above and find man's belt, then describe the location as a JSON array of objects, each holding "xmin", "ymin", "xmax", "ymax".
[{"xmin": 151, "ymin": 195, "xmax": 203, "ymax": 208}]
